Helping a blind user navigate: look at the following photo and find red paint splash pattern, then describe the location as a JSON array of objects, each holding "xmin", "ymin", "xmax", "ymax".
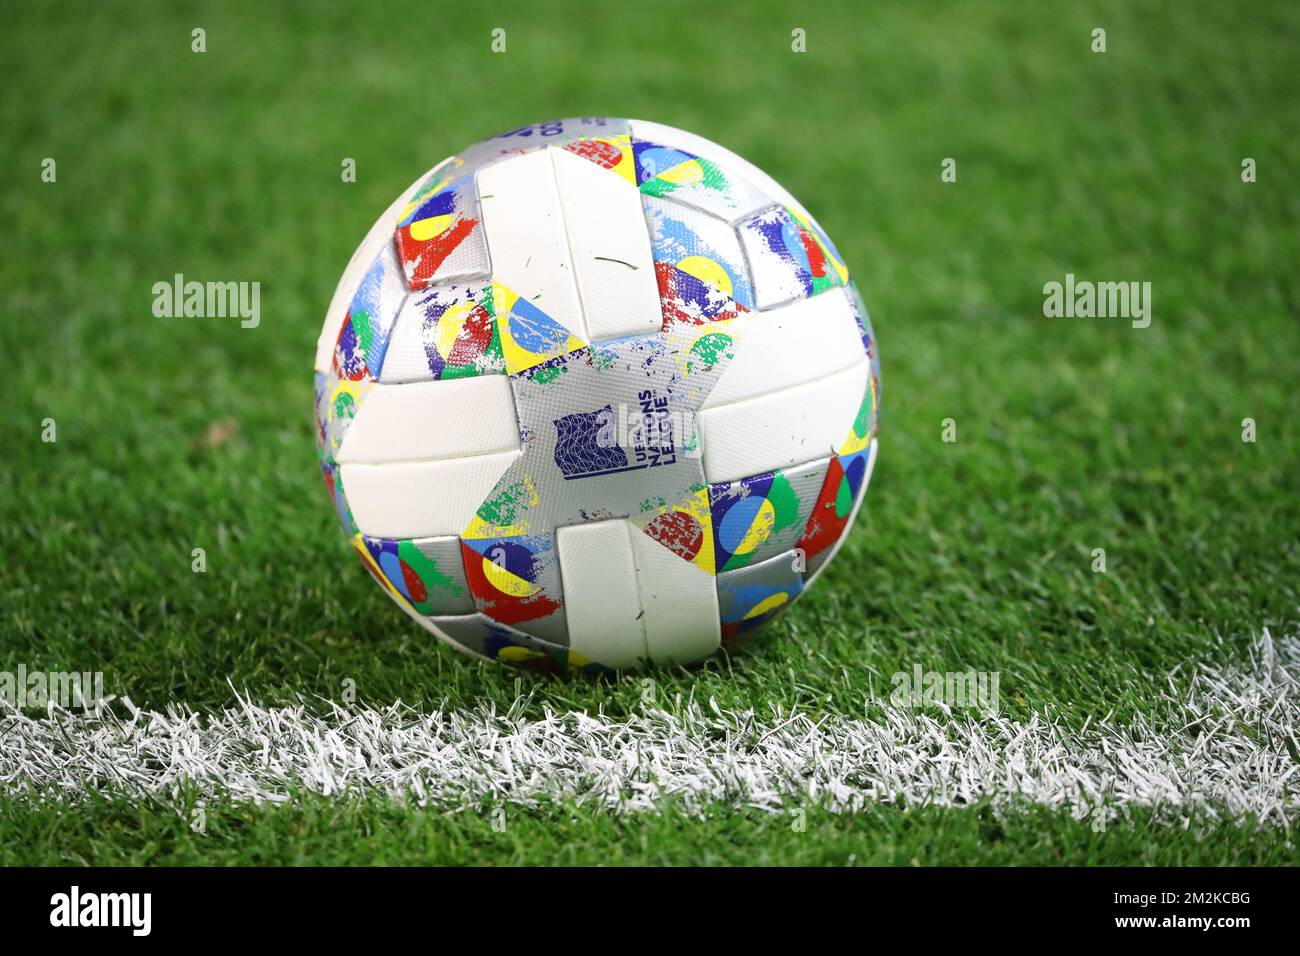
[
  {"xmin": 563, "ymin": 138, "xmax": 623, "ymax": 170},
  {"xmin": 644, "ymin": 511, "xmax": 704, "ymax": 562},
  {"xmin": 445, "ymin": 302, "xmax": 495, "ymax": 365},
  {"xmin": 655, "ymin": 262, "xmax": 747, "ymax": 329},
  {"xmin": 795, "ymin": 457, "xmax": 848, "ymax": 561},
  {"xmin": 397, "ymin": 216, "xmax": 480, "ymax": 289},
  {"xmin": 459, "ymin": 541, "xmax": 561, "ymax": 625}
]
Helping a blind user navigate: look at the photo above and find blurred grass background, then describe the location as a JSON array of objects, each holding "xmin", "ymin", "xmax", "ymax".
[{"xmin": 1, "ymin": 0, "xmax": 1297, "ymax": 863}]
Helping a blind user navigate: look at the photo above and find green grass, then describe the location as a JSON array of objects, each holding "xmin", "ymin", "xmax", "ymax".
[
  {"xmin": 2, "ymin": 794, "xmax": 1293, "ymax": 867},
  {"xmin": 2, "ymin": 0, "xmax": 1298, "ymax": 864}
]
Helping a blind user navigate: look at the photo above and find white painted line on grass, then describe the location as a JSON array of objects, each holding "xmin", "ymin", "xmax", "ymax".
[{"xmin": 1, "ymin": 632, "xmax": 1297, "ymax": 825}]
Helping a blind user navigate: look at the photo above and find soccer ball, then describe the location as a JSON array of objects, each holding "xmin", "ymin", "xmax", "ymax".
[{"xmin": 313, "ymin": 118, "xmax": 880, "ymax": 672}]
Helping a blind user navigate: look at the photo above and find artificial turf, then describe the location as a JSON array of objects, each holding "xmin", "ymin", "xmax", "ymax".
[{"xmin": 1, "ymin": 0, "xmax": 1297, "ymax": 864}]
